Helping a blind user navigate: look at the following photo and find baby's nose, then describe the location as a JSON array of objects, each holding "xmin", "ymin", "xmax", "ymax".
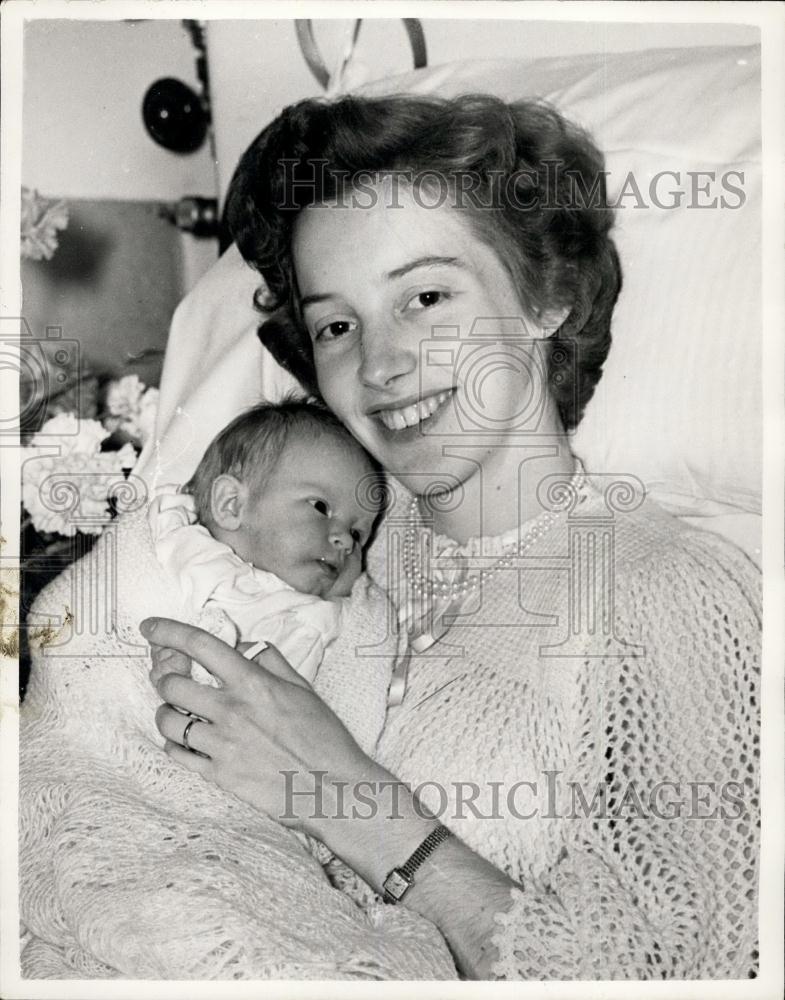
[{"xmin": 328, "ymin": 524, "xmax": 355, "ymax": 554}]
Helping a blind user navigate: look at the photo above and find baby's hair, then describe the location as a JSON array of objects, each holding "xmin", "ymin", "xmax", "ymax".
[{"xmin": 184, "ymin": 395, "xmax": 381, "ymax": 527}]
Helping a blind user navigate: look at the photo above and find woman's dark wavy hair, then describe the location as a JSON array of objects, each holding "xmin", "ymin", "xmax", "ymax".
[{"xmin": 225, "ymin": 93, "xmax": 621, "ymax": 431}]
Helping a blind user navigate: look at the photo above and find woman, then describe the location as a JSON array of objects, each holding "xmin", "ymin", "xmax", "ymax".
[{"xmin": 149, "ymin": 93, "xmax": 760, "ymax": 980}]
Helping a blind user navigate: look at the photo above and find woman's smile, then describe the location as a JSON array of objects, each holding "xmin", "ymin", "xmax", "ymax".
[{"xmin": 370, "ymin": 388, "xmax": 455, "ymax": 432}]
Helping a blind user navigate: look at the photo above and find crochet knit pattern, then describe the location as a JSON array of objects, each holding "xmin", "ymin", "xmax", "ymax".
[
  {"xmin": 19, "ymin": 506, "xmax": 456, "ymax": 980},
  {"xmin": 370, "ymin": 483, "xmax": 761, "ymax": 979},
  {"xmin": 20, "ymin": 483, "xmax": 761, "ymax": 980}
]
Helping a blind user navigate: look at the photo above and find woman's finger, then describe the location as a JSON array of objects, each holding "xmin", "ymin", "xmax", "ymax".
[
  {"xmin": 156, "ymin": 672, "xmax": 220, "ymax": 720},
  {"xmin": 250, "ymin": 642, "xmax": 312, "ymax": 689},
  {"xmin": 163, "ymin": 738, "xmax": 213, "ymax": 776},
  {"xmin": 156, "ymin": 704, "xmax": 217, "ymax": 756},
  {"xmin": 141, "ymin": 617, "xmax": 247, "ymax": 686}
]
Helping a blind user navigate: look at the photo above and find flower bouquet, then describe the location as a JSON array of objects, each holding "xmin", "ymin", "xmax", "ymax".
[
  {"xmin": 20, "ymin": 377, "xmax": 160, "ymax": 645},
  {"xmin": 22, "ymin": 376, "xmax": 158, "ymax": 540}
]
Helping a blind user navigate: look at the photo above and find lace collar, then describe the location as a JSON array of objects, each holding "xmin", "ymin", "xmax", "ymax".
[{"xmin": 408, "ymin": 459, "xmax": 592, "ymax": 561}]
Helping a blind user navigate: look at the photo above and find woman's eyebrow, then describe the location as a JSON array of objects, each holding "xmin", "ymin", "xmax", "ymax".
[
  {"xmin": 299, "ymin": 256, "xmax": 465, "ymax": 308},
  {"xmin": 386, "ymin": 256, "xmax": 464, "ymax": 280},
  {"xmin": 300, "ymin": 292, "xmax": 335, "ymax": 309}
]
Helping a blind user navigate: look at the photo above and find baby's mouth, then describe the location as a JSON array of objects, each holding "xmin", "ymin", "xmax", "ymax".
[
  {"xmin": 374, "ymin": 389, "xmax": 454, "ymax": 432},
  {"xmin": 316, "ymin": 558, "xmax": 339, "ymax": 579}
]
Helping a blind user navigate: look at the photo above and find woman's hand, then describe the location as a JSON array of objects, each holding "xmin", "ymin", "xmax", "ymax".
[
  {"xmin": 142, "ymin": 615, "xmax": 518, "ymax": 978},
  {"xmin": 141, "ymin": 616, "xmax": 376, "ymax": 836},
  {"xmin": 148, "ymin": 639, "xmax": 261, "ymax": 688}
]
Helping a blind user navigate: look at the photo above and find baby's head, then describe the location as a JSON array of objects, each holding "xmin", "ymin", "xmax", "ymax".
[{"xmin": 185, "ymin": 399, "xmax": 385, "ymax": 599}]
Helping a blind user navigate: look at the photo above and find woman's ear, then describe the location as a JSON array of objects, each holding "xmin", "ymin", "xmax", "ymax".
[
  {"xmin": 210, "ymin": 475, "xmax": 248, "ymax": 531},
  {"xmin": 536, "ymin": 305, "xmax": 571, "ymax": 337}
]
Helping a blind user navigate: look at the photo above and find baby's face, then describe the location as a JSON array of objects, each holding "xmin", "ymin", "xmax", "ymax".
[{"xmin": 236, "ymin": 435, "xmax": 381, "ymax": 599}]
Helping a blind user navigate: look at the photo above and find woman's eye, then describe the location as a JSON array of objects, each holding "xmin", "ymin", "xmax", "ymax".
[
  {"xmin": 350, "ymin": 528, "xmax": 362, "ymax": 546},
  {"xmin": 314, "ymin": 319, "xmax": 357, "ymax": 342},
  {"xmin": 309, "ymin": 499, "xmax": 330, "ymax": 516},
  {"xmin": 407, "ymin": 290, "xmax": 447, "ymax": 311}
]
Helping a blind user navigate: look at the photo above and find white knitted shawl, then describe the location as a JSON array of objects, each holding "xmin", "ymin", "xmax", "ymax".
[
  {"xmin": 20, "ymin": 489, "xmax": 762, "ymax": 980},
  {"xmin": 370, "ymin": 487, "xmax": 762, "ymax": 979},
  {"xmin": 19, "ymin": 506, "xmax": 457, "ymax": 980}
]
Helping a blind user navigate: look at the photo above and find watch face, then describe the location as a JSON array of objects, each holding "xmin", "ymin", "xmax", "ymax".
[{"xmin": 383, "ymin": 869, "xmax": 411, "ymax": 901}]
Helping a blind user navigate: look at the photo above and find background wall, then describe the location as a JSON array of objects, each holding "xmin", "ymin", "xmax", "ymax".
[
  {"xmin": 20, "ymin": 201, "xmax": 183, "ymax": 383},
  {"xmin": 207, "ymin": 17, "xmax": 759, "ymax": 200},
  {"xmin": 21, "ymin": 19, "xmax": 221, "ymax": 384},
  {"xmin": 22, "ymin": 18, "xmax": 216, "ymax": 201}
]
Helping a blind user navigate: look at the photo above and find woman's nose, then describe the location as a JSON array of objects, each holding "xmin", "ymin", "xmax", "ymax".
[{"xmin": 358, "ymin": 324, "xmax": 418, "ymax": 390}]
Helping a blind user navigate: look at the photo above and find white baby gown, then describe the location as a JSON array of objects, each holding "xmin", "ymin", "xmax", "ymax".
[{"xmin": 148, "ymin": 484, "xmax": 346, "ymax": 683}]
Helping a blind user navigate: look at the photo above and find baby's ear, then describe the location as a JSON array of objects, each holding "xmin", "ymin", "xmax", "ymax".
[{"xmin": 210, "ymin": 474, "xmax": 247, "ymax": 531}]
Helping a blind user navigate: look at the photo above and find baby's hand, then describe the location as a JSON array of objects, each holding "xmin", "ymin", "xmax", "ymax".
[
  {"xmin": 148, "ymin": 642, "xmax": 191, "ymax": 688},
  {"xmin": 192, "ymin": 642, "xmax": 268, "ymax": 685},
  {"xmin": 151, "ymin": 608, "xmax": 237, "ymax": 688},
  {"xmin": 149, "ymin": 640, "xmax": 266, "ymax": 690}
]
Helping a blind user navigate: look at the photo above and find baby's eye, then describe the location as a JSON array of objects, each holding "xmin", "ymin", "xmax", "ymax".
[
  {"xmin": 407, "ymin": 290, "xmax": 447, "ymax": 311},
  {"xmin": 309, "ymin": 498, "xmax": 331, "ymax": 516},
  {"xmin": 314, "ymin": 318, "xmax": 358, "ymax": 342},
  {"xmin": 350, "ymin": 528, "xmax": 362, "ymax": 546}
]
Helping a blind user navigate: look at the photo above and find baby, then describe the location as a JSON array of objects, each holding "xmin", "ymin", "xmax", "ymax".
[
  {"xmin": 148, "ymin": 398, "xmax": 385, "ymax": 685},
  {"xmin": 18, "ymin": 401, "xmax": 452, "ymax": 977}
]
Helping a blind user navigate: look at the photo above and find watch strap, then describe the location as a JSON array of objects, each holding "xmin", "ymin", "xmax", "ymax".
[{"xmin": 382, "ymin": 824, "xmax": 452, "ymax": 903}]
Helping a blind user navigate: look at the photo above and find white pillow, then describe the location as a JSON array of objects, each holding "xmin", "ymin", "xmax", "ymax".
[
  {"xmin": 140, "ymin": 45, "xmax": 761, "ymax": 563},
  {"xmin": 363, "ymin": 46, "xmax": 762, "ymax": 514},
  {"xmin": 135, "ymin": 244, "xmax": 297, "ymax": 486}
]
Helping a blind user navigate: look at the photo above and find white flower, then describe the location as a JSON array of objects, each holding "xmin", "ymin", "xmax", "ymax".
[
  {"xmin": 29, "ymin": 413, "xmax": 109, "ymax": 456},
  {"xmin": 20, "ymin": 187, "xmax": 69, "ymax": 261},
  {"xmin": 22, "ymin": 414, "xmax": 136, "ymax": 536},
  {"xmin": 106, "ymin": 375, "xmax": 145, "ymax": 420},
  {"xmin": 105, "ymin": 377, "xmax": 159, "ymax": 445}
]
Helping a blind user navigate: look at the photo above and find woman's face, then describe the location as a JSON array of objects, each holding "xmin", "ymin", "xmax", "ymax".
[{"xmin": 292, "ymin": 184, "xmax": 556, "ymax": 495}]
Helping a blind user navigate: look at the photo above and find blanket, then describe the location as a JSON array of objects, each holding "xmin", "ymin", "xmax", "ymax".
[{"xmin": 19, "ymin": 504, "xmax": 457, "ymax": 980}]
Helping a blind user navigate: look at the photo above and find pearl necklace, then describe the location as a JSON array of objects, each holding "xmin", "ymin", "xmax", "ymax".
[
  {"xmin": 387, "ymin": 464, "xmax": 586, "ymax": 708},
  {"xmin": 402, "ymin": 464, "xmax": 585, "ymax": 600}
]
